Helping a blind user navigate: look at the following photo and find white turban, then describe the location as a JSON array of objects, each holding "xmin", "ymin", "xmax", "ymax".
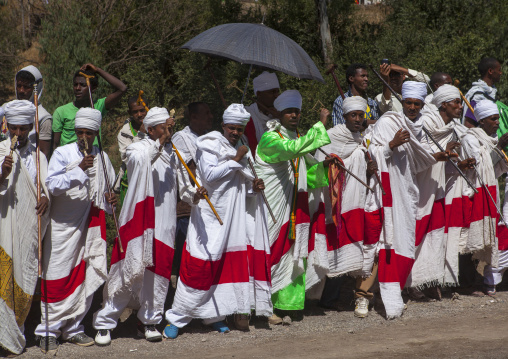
[
  {"xmin": 253, "ymin": 71, "xmax": 280, "ymax": 94},
  {"xmin": 4, "ymin": 100, "xmax": 36, "ymax": 125},
  {"xmin": 0, "ymin": 106, "xmax": 4, "ymax": 120},
  {"xmin": 75, "ymin": 107, "xmax": 102, "ymax": 131},
  {"xmin": 223, "ymin": 103, "xmax": 251, "ymax": 126},
  {"xmin": 431, "ymin": 84, "xmax": 460, "ymax": 109},
  {"xmin": 144, "ymin": 107, "xmax": 169, "ymax": 128},
  {"xmin": 401, "ymin": 81, "xmax": 427, "ymax": 102},
  {"xmin": 343, "ymin": 96, "xmax": 367, "ymax": 115},
  {"xmin": 475, "ymin": 100, "xmax": 499, "ymax": 121},
  {"xmin": 274, "ymin": 90, "xmax": 302, "ymax": 112}
]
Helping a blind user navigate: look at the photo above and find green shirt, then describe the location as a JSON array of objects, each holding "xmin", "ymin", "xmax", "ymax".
[
  {"xmin": 52, "ymin": 97, "xmax": 107, "ymax": 147},
  {"xmin": 257, "ymin": 121, "xmax": 331, "ymax": 189}
]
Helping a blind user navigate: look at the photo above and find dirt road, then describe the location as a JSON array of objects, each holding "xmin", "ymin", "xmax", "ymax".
[{"xmin": 17, "ymin": 289, "xmax": 508, "ymax": 359}]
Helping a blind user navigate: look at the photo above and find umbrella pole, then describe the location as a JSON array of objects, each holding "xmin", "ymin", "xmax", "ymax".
[{"xmin": 241, "ymin": 64, "xmax": 253, "ymax": 104}]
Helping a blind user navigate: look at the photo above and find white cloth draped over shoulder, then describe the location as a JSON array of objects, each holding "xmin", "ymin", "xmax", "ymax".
[
  {"xmin": 0, "ymin": 140, "xmax": 50, "ymax": 355},
  {"xmin": 365, "ymin": 111, "xmax": 436, "ymax": 318},
  {"xmin": 309, "ymin": 124, "xmax": 369, "ymax": 278},
  {"xmin": 253, "ymin": 120, "xmax": 330, "ymax": 293},
  {"xmin": 460, "ymin": 128, "xmax": 508, "ymax": 267},
  {"xmin": 40, "ymin": 143, "xmax": 114, "ymax": 324},
  {"xmin": 405, "ymin": 106, "xmax": 451, "ymax": 289},
  {"xmin": 171, "ymin": 131, "xmax": 272, "ymax": 318},
  {"xmin": 106, "ymin": 138, "xmax": 177, "ymax": 309}
]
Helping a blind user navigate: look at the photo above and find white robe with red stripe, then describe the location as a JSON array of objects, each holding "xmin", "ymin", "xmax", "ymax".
[
  {"xmin": 310, "ymin": 124, "xmax": 369, "ymax": 277},
  {"xmin": 104, "ymin": 138, "xmax": 176, "ymax": 316},
  {"xmin": 170, "ymin": 131, "xmax": 272, "ymax": 319},
  {"xmin": 405, "ymin": 107, "xmax": 450, "ymax": 288},
  {"xmin": 366, "ymin": 111, "xmax": 437, "ymax": 318},
  {"xmin": 40, "ymin": 143, "xmax": 113, "ymax": 325},
  {"xmin": 460, "ymin": 128, "xmax": 508, "ymax": 267}
]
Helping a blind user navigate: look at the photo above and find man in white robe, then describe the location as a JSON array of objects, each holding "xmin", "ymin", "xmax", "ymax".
[
  {"xmin": 461, "ymin": 101, "xmax": 508, "ymax": 292},
  {"xmin": 309, "ymin": 96, "xmax": 378, "ymax": 317},
  {"xmin": 0, "ymin": 101, "xmax": 50, "ymax": 356},
  {"xmin": 94, "ymin": 107, "xmax": 190, "ymax": 345},
  {"xmin": 366, "ymin": 82, "xmax": 451, "ymax": 318},
  {"xmin": 254, "ymin": 90, "xmax": 331, "ymax": 323},
  {"xmin": 244, "ymin": 71, "xmax": 280, "ymax": 154},
  {"xmin": 411, "ymin": 85, "xmax": 475, "ymax": 299},
  {"xmin": 35, "ymin": 108, "xmax": 116, "ymax": 354},
  {"xmin": 164, "ymin": 103, "xmax": 271, "ymax": 338}
]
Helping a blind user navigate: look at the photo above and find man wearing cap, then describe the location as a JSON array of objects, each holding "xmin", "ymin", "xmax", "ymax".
[
  {"xmin": 310, "ymin": 96, "xmax": 379, "ymax": 317},
  {"xmin": 94, "ymin": 107, "xmax": 185, "ymax": 345},
  {"xmin": 406, "ymin": 85, "xmax": 476, "ymax": 300},
  {"xmin": 366, "ymin": 82, "xmax": 452, "ymax": 319},
  {"xmin": 244, "ymin": 71, "xmax": 280, "ymax": 155},
  {"xmin": 376, "ymin": 62, "xmax": 430, "ymax": 114},
  {"xmin": 0, "ymin": 65, "xmax": 53, "ymax": 157},
  {"xmin": 254, "ymin": 90, "xmax": 332, "ymax": 323},
  {"xmin": 163, "ymin": 103, "xmax": 271, "ymax": 338},
  {"xmin": 0, "ymin": 100, "xmax": 51, "ymax": 356},
  {"xmin": 461, "ymin": 100, "xmax": 508, "ymax": 294},
  {"xmin": 35, "ymin": 108, "xmax": 117, "ymax": 354}
]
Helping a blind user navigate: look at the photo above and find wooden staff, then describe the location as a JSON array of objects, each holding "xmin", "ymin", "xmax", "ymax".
[
  {"xmin": 239, "ymin": 138, "xmax": 277, "ymax": 223},
  {"xmin": 454, "ymin": 79, "xmax": 508, "ymax": 164},
  {"xmin": 326, "ymin": 64, "xmax": 386, "ymax": 195},
  {"xmin": 136, "ymin": 92, "xmax": 223, "ymax": 225},
  {"xmin": 318, "ymin": 148, "xmax": 374, "ymax": 192},
  {"xmin": 80, "ymin": 72, "xmax": 124, "ymax": 252},
  {"xmin": 370, "ymin": 64, "xmax": 479, "ymax": 194},
  {"xmin": 33, "ymin": 84, "xmax": 43, "ymax": 276}
]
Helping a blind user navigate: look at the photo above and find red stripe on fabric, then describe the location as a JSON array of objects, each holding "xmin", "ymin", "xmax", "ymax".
[
  {"xmin": 381, "ymin": 171, "xmax": 393, "ymax": 207},
  {"xmin": 244, "ymin": 118, "xmax": 258, "ymax": 156},
  {"xmin": 415, "ymin": 198, "xmax": 445, "ymax": 247},
  {"xmin": 445, "ymin": 195, "xmax": 469, "ymax": 230},
  {"xmin": 41, "ymin": 260, "xmax": 86, "ymax": 303},
  {"xmin": 498, "ymin": 225, "xmax": 508, "ymax": 251},
  {"xmin": 111, "ymin": 196, "xmax": 155, "ymax": 265},
  {"xmin": 325, "ymin": 208, "xmax": 364, "ymax": 250},
  {"xmin": 364, "ymin": 209, "xmax": 383, "ymax": 245},
  {"xmin": 248, "ymin": 246, "xmax": 272, "ymax": 284},
  {"xmin": 469, "ymin": 185, "xmax": 498, "ymax": 222},
  {"xmin": 179, "ymin": 245, "xmax": 270, "ymax": 291},
  {"xmin": 88, "ymin": 205, "xmax": 106, "ymax": 241},
  {"xmin": 309, "ymin": 202, "xmax": 326, "ymax": 253},
  {"xmin": 378, "ymin": 249, "xmax": 415, "ymax": 289},
  {"xmin": 270, "ymin": 192, "xmax": 310, "ymax": 266},
  {"xmin": 146, "ymin": 238, "xmax": 175, "ymax": 280}
]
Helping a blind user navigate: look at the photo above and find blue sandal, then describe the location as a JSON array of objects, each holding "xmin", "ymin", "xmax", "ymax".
[
  {"xmin": 162, "ymin": 324, "xmax": 179, "ymax": 339},
  {"xmin": 210, "ymin": 321, "xmax": 230, "ymax": 333}
]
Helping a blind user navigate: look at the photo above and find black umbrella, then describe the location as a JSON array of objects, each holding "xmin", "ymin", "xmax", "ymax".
[{"xmin": 181, "ymin": 23, "xmax": 325, "ymax": 85}]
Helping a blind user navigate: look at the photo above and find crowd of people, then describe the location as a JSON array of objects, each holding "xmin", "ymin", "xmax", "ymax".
[{"xmin": 0, "ymin": 56, "xmax": 506, "ymax": 356}]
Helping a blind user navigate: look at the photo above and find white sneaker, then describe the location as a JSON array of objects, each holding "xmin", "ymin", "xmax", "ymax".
[
  {"xmin": 138, "ymin": 324, "xmax": 162, "ymax": 342},
  {"xmin": 95, "ymin": 330, "xmax": 111, "ymax": 346},
  {"xmin": 354, "ymin": 297, "xmax": 369, "ymax": 318}
]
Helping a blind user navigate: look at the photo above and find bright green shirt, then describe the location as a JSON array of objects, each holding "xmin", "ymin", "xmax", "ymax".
[
  {"xmin": 257, "ymin": 121, "xmax": 331, "ymax": 189},
  {"xmin": 52, "ymin": 97, "xmax": 107, "ymax": 147}
]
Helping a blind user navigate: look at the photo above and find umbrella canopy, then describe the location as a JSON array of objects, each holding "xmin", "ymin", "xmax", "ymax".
[{"xmin": 181, "ymin": 23, "xmax": 325, "ymax": 83}]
